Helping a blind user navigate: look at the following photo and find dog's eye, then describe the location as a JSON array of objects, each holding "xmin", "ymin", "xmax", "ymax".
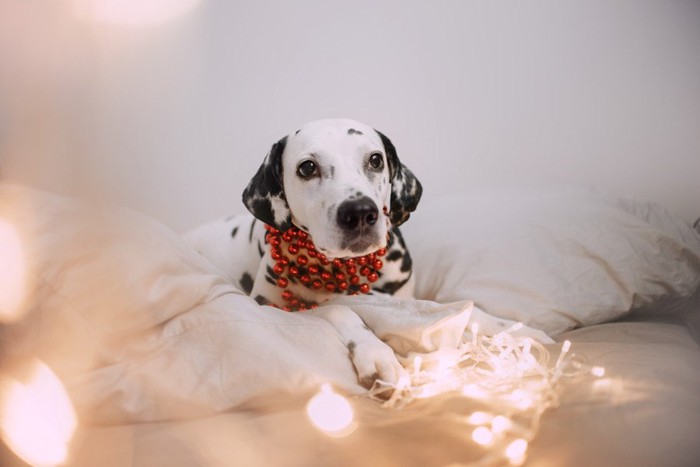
[
  {"xmin": 297, "ymin": 160, "xmax": 318, "ymax": 179},
  {"xmin": 369, "ymin": 153, "xmax": 384, "ymax": 170}
]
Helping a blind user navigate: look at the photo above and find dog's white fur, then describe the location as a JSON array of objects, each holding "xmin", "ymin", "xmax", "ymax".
[{"xmin": 284, "ymin": 119, "xmax": 392, "ymax": 257}]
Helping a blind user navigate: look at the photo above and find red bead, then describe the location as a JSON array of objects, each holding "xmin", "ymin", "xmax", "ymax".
[
  {"xmin": 360, "ymin": 267, "xmax": 371, "ymax": 277},
  {"xmin": 312, "ymin": 279, "xmax": 323, "ymax": 289},
  {"xmin": 325, "ymin": 282, "xmax": 336, "ymax": 292},
  {"xmin": 320, "ymin": 258, "xmax": 330, "ymax": 266},
  {"xmin": 282, "ymin": 232, "xmax": 293, "ymax": 242},
  {"xmin": 289, "ymin": 265, "xmax": 299, "ymax": 276},
  {"xmin": 310, "ymin": 304, "xmax": 318, "ymax": 309},
  {"xmin": 271, "ymin": 247, "xmax": 282, "ymax": 260},
  {"xmin": 288, "ymin": 244, "xmax": 299, "ymax": 255},
  {"xmin": 277, "ymin": 278, "xmax": 289, "ymax": 288},
  {"xmin": 308, "ymin": 250, "xmax": 318, "ymax": 258},
  {"xmin": 282, "ymin": 306, "xmax": 292, "ymax": 312},
  {"xmin": 290, "ymin": 298, "xmax": 300, "ymax": 307},
  {"xmin": 358, "ymin": 256, "xmax": 368, "ymax": 266},
  {"xmin": 347, "ymin": 265, "xmax": 357, "ymax": 275},
  {"xmin": 350, "ymin": 275, "xmax": 360, "ymax": 285},
  {"xmin": 305, "ymin": 240, "xmax": 315, "ymax": 250},
  {"xmin": 298, "ymin": 230, "xmax": 308, "ymax": 240},
  {"xmin": 281, "ymin": 256, "xmax": 290, "ymax": 265},
  {"xmin": 360, "ymin": 284, "xmax": 371, "ymax": 294},
  {"xmin": 373, "ymin": 259, "xmax": 383, "ymax": 270},
  {"xmin": 282, "ymin": 291, "xmax": 293, "ymax": 301},
  {"xmin": 308, "ymin": 266, "xmax": 319, "ymax": 275},
  {"xmin": 320, "ymin": 271, "xmax": 332, "ymax": 281},
  {"xmin": 368, "ymin": 272, "xmax": 379, "ymax": 282},
  {"xmin": 345, "ymin": 259, "xmax": 356, "ymax": 267},
  {"xmin": 332, "ymin": 258, "xmax": 343, "ymax": 269},
  {"xmin": 273, "ymin": 264, "xmax": 285, "ymax": 275},
  {"xmin": 298, "ymin": 304, "xmax": 308, "ymax": 311},
  {"xmin": 270, "ymin": 236, "xmax": 281, "ymax": 246},
  {"xmin": 297, "ymin": 238, "xmax": 306, "ymax": 246},
  {"xmin": 301, "ymin": 275, "xmax": 311, "ymax": 285},
  {"xmin": 334, "ymin": 272, "xmax": 346, "ymax": 281},
  {"xmin": 377, "ymin": 248, "xmax": 387, "ymax": 257},
  {"xmin": 338, "ymin": 281, "xmax": 348, "ymax": 291},
  {"xmin": 297, "ymin": 255, "xmax": 308, "ymax": 265}
]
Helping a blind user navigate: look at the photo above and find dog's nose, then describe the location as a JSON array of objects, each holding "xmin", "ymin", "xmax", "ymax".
[{"xmin": 337, "ymin": 197, "xmax": 379, "ymax": 231}]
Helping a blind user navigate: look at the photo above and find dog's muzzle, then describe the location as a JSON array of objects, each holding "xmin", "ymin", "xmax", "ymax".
[{"xmin": 336, "ymin": 196, "xmax": 379, "ymax": 232}]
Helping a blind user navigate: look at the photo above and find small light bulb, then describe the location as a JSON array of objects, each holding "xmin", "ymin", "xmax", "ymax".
[
  {"xmin": 306, "ymin": 384, "xmax": 355, "ymax": 437},
  {"xmin": 505, "ymin": 438, "xmax": 528, "ymax": 465},
  {"xmin": 471, "ymin": 426, "xmax": 494, "ymax": 446},
  {"xmin": 413, "ymin": 356, "xmax": 423, "ymax": 374},
  {"xmin": 491, "ymin": 415, "xmax": 512, "ymax": 434},
  {"xmin": 468, "ymin": 411, "xmax": 492, "ymax": 425},
  {"xmin": 0, "ymin": 360, "xmax": 77, "ymax": 467}
]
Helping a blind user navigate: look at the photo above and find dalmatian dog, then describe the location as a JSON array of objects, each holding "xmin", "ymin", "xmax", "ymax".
[
  {"xmin": 186, "ymin": 119, "xmax": 421, "ymax": 387},
  {"xmin": 187, "ymin": 118, "xmax": 552, "ymax": 388}
]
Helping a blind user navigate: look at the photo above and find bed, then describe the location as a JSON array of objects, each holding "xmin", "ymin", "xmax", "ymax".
[{"xmin": 1, "ymin": 183, "xmax": 699, "ymax": 467}]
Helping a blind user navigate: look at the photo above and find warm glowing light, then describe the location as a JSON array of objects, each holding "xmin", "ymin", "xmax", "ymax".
[
  {"xmin": 462, "ymin": 383, "xmax": 487, "ymax": 399},
  {"xmin": 72, "ymin": 0, "xmax": 201, "ymax": 26},
  {"xmin": 413, "ymin": 356, "xmax": 423, "ymax": 374},
  {"xmin": 366, "ymin": 321, "xmax": 599, "ymax": 466},
  {"xmin": 306, "ymin": 384, "xmax": 355, "ymax": 437},
  {"xmin": 471, "ymin": 426, "xmax": 494, "ymax": 446},
  {"xmin": 471, "ymin": 322, "xmax": 479, "ymax": 343},
  {"xmin": 555, "ymin": 340, "xmax": 572, "ymax": 369},
  {"xmin": 505, "ymin": 438, "xmax": 528, "ymax": 465},
  {"xmin": 468, "ymin": 411, "xmax": 492, "ymax": 425},
  {"xmin": 591, "ymin": 366, "xmax": 605, "ymax": 377},
  {"xmin": 491, "ymin": 415, "xmax": 512, "ymax": 434},
  {"xmin": 0, "ymin": 218, "xmax": 26, "ymax": 322},
  {"xmin": 0, "ymin": 361, "xmax": 77, "ymax": 466}
]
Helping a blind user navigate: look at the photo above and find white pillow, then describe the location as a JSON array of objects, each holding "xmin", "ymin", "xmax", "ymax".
[{"xmin": 403, "ymin": 188, "xmax": 700, "ymax": 335}]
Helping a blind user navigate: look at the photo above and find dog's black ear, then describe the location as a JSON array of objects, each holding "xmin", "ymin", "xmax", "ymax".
[
  {"xmin": 376, "ymin": 130, "xmax": 423, "ymax": 226},
  {"xmin": 242, "ymin": 136, "xmax": 293, "ymax": 231}
]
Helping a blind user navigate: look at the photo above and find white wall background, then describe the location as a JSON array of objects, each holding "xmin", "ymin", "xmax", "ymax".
[{"xmin": 1, "ymin": 0, "xmax": 699, "ymax": 231}]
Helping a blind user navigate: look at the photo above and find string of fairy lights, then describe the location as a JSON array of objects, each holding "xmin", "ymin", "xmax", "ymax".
[{"xmin": 306, "ymin": 322, "xmax": 604, "ymax": 466}]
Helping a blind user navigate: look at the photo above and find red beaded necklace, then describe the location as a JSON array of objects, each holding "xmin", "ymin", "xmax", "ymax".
[{"xmin": 265, "ymin": 225, "xmax": 387, "ymax": 311}]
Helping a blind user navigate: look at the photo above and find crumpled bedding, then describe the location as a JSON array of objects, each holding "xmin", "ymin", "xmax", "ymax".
[
  {"xmin": 57, "ymin": 320, "xmax": 700, "ymax": 467},
  {"xmin": 1, "ymin": 183, "xmax": 700, "ymax": 466}
]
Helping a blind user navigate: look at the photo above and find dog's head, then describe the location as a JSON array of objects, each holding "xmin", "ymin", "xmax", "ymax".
[{"xmin": 242, "ymin": 119, "xmax": 422, "ymax": 258}]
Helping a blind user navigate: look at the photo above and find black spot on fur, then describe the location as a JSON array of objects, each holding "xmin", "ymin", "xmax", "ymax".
[
  {"xmin": 375, "ymin": 130, "xmax": 422, "ymax": 226},
  {"xmin": 231, "ymin": 226, "xmax": 239, "ymax": 238},
  {"xmin": 240, "ymin": 273, "xmax": 254, "ymax": 294},
  {"xmin": 249, "ymin": 218, "xmax": 257, "ymax": 242},
  {"xmin": 257, "ymin": 242, "xmax": 265, "ymax": 257},
  {"xmin": 254, "ymin": 295, "xmax": 271, "ymax": 305},
  {"xmin": 347, "ymin": 341, "xmax": 356, "ymax": 357},
  {"xmin": 347, "ymin": 128, "xmax": 364, "ymax": 136},
  {"xmin": 386, "ymin": 250, "xmax": 403, "ymax": 262},
  {"xmin": 374, "ymin": 273, "xmax": 412, "ymax": 295},
  {"xmin": 242, "ymin": 136, "xmax": 291, "ymax": 230},
  {"xmin": 295, "ymin": 129, "xmax": 301, "ymax": 135},
  {"xmin": 265, "ymin": 265, "xmax": 278, "ymax": 286}
]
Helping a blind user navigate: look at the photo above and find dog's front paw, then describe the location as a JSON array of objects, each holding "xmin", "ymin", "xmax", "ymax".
[{"xmin": 348, "ymin": 339, "xmax": 405, "ymax": 388}]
